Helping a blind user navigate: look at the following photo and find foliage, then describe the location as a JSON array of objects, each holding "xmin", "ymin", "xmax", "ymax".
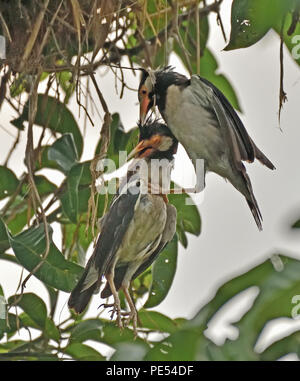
[{"xmin": 0, "ymin": 0, "xmax": 299, "ymax": 361}]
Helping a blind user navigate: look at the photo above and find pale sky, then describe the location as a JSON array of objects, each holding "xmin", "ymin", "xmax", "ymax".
[{"xmin": 1, "ymin": 0, "xmax": 300, "ymax": 359}]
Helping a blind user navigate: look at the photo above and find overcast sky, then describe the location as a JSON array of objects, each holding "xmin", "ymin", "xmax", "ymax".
[{"xmin": 1, "ymin": 0, "xmax": 300, "ymax": 358}]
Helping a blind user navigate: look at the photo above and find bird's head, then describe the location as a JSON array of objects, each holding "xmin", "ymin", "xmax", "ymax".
[
  {"xmin": 128, "ymin": 119, "xmax": 178, "ymax": 161},
  {"xmin": 138, "ymin": 66, "xmax": 189, "ymax": 122}
]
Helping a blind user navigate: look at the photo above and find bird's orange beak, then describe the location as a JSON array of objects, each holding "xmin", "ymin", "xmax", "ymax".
[
  {"xmin": 139, "ymin": 87, "xmax": 151, "ymax": 123},
  {"xmin": 127, "ymin": 135, "xmax": 162, "ymax": 160}
]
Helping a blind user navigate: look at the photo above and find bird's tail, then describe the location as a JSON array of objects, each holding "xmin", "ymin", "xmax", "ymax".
[
  {"xmin": 240, "ymin": 166, "xmax": 263, "ymax": 231},
  {"xmin": 252, "ymin": 140, "xmax": 276, "ymax": 170},
  {"xmin": 68, "ymin": 260, "xmax": 100, "ymax": 314}
]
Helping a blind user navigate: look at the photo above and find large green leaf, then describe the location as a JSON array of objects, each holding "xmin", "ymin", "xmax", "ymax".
[
  {"xmin": 0, "ymin": 166, "xmax": 19, "ymax": 200},
  {"xmin": 0, "ymin": 218, "xmax": 9, "ymax": 251},
  {"xmin": 273, "ymin": 10, "xmax": 300, "ymax": 67},
  {"xmin": 48, "ymin": 133, "xmax": 78, "ymax": 173},
  {"xmin": 8, "ymin": 293, "xmax": 47, "ymax": 328},
  {"xmin": 200, "ymin": 48, "xmax": 242, "ymax": 112},
  {"xmin": 236, "ymin": 255, "xmax": 300, "ymax": 348},
  {"xmin": 174, "ymin": 16, "xmax": 209, "ymax": 71},
  {"xmin": 225, "ymin": 0, "xmax": 294, "ymax": 51},
  {"xmin": 9, "ymin": 224, "xmax": 83, "ymax": 292},
  {"xmin": 4, "ymin": 195, "xmax": 32, "ymax": 235},
  {"xmin": 68, "ymin": 318, "xmax": 144, "ymax": 347},
  {"xmin": 64, "ymin": 343, "xmax": 104, "ymax": 361},
  {"xmin": 11, "ymin": 94, "xmax": 83, "ymax": 157},
  {"xmin": 260, "ymin": 331, "xmax": 300, "ymax": 360},
  {"xmin": 144, "ymin": 328, "xmax": 211, "ymax": 360},
  {"xmin": 168, "ymin": 191, "xmax": 201, "ymax": 248},
  {"xmin": 138, "ymin": 309, "xmax": 184, "ymax": 334},
  {"xmin": 0, "ymin": 313, "xmax": 24, "ymax": 340},
  {"xmin": 144, "ymin": 235, "xmax": 178, "ymax": 308},
  {"xmin": 110, "ymin": 342, "xmax": 149, "ymax": 361},
  {"xmin": 60, "ymin": 163, "xmax": 83, "ymax": 223},
  {"xmin": 189, "ymin": 257, "xmax": 276, "ymax": 331}
]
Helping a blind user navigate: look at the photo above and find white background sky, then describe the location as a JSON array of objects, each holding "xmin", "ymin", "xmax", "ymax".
[{"xmin": 1, "ymin": 0, "xmax": 300, "ymax": 359}]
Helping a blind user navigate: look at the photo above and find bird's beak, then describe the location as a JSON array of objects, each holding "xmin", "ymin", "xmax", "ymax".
[
  {"xmin": 139, "ymin": 95, "xmax": 150, "ymax": 123},
  {"xmin": 127, "ymin": 135, "xmax": 162, "ymax": 161}
]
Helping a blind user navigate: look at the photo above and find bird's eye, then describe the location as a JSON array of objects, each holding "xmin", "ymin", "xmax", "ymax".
[
  {"xmin": 141, "ymin": 89, "xmax": 147, "ymax": 95},
  {"xmin": 136, "ymin": 181, "xmax": 140, "ymax": 187}
]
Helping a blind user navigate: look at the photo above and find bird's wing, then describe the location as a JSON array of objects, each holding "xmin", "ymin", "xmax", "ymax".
[
  {"xmin": 82, "ymin": 178, "xmax": 141, "ymax": 291},
  {"xmin": 131, "ymin": 203, "xmax": 177, "ymax": 280},
  {"xmin": 100, "ymin": 203, "xmax": 177, "ymax": 298},
  {"xmin": 191, "ymin": 75, "xmax": 255, "ymax": 164}
]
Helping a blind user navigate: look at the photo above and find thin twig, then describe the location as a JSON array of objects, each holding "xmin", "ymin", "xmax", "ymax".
[
  {"xmin": 279, "ymin": 17, "xmax": 287, "ymax": 124},
  {"xmin": 87, "ymin": 73, "xmax": 112, "ymax": 238}
]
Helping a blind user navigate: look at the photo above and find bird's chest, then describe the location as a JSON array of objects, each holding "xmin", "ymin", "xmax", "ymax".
[
  {"xmin": 117, "ymin": 195, "xmax": 167, "ymax": 263},
  {"xmin": 164, "ymin": 85, "xmax": 226, "ymax": 170}
]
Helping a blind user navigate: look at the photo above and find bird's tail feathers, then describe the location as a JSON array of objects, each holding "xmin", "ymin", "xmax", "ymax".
[
  {"xmin": 240, "ymin": 167, "xmax": 263, "ymax": 231},
  {"xmin": 68, "ymin": 262, "xmax": 100, "ymax": 314},
  {"xmin": 252, "ymin": 141, "xmax": 275, "ymax": 170}
]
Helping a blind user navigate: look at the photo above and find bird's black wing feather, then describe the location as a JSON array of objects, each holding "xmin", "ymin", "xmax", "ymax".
[
  {"xmin": 68, "ymin": 183, "xmax": 140, "ymax": 313},
  {"xmin": 94, "ymin": 187, "xmax": 140, "ymax": 273},
  {"xmin": 199, "ymin": 76, "xmax": 255, "ymax": 162}
]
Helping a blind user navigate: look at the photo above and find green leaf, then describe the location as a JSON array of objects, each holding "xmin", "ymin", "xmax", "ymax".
[
  {"xmin": 168, "ymin": 190, "xmax": 201, "ymax": 247},
  {"xmin": 292, "ymin": 218, "xmax": 300, "ymax": 228},
  {"xmin": 64, "ymin": 343, "xmax": 104, "ymax": 361},
  {"xmin": 60, "ymin": 163, "xmax": 83, "ymax": 223},
  {"xmin": 200, "ymin": 48, "xmax": 242, "ymax": 111},
  {"xmin": 0, "ymin": 218, "xmax": 10, "ymax": 251},
  {"xmin": 174, "ymin": 16, "xmax": 209, "ymax": 71},
  {"xmin": 4, "ymin": 195, "xmax": 32, "ymax": 235},
  {"xmin": 95, "ymin": 114, "xmax": 139, "ymax": 171},
  {"xmin": 111, "ymin": 342, "xmax": 148, "ymax": 361},
  {"xmin": 187, "ymin": 254, "xmax": 300, "ymax": 360},
  {"xmin": 0, "ymin": 340, "xmax": 28, "ymax": 353},
  {"xmin": 31, "ymin": 176, "xmax": 57, "ymax": 196},
  {"xmin": 273, "ymin": 11, "xmax": 300, "ymax": 67},
  {"xmin": 236, "ymin": 255, "xmax": 300, "ymax": 347},
  {"xmin": 260, "ymin": 331, "xmax": 300, "ymax": 360},
  {"xmin": 68, "ymin": 318, "xmax": 143, "ymax": 347},
  {"xmin": 0, "ymin": 166, "xmax": 19, "ymax": 200},
  {"xmin": 45, "ymin": 318, "xmax": 60, "ymax": 342},
  {"xmin": 144, "ymin": 328, "xmax": 210, "ymax": 361},
  {"xmin": 8, "ymin": 293, "xmax": 47, "ymax": 329},
  {"xmin": 11, "ymin": 95, "xmax": 83, "ymax": 157},
  {"xmin": 0, "ymin": 313, "xmax": 24, "ymax": 340},
  {"xmin": 144, "ymin": 235, "xmax": 178, "ymax": 308},
  {"xmin": 189, "ymin": 257, "xmax": 275, "ymax": 331},
  {"xmin": 48, "ymin": 134, "xmax": 78, "ymax": 173},
  {"xmin": 9, "ymin": 224, "xmax": 83, "ymax": 292},
  {"xmin": 138, "ymin": 309, "xmax": 184, "ymax": 334},
  {"xmin": 225, "ymin": 0, "xmax": 294, "ymax": 51},
  {"xmin": 69, "ymin": 319, "xmax": 104, "ymax": 343}
]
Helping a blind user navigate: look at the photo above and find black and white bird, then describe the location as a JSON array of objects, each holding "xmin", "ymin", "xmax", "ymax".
[
  {"xmin": 138, "ymin": 66, "xmax": 275, "ymax": 230},
  {"xmin": 68, "ymin": 120, "xmax": 178, "ymax": 333}
]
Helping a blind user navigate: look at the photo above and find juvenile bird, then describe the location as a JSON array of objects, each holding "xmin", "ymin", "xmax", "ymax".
[
  {"xmin": 68, "ymin": 120, "xmax": 178, "ymax": 334},
  {"xmin": 138, "ymin": 66, "xmax": 275, "ymax": 230}
]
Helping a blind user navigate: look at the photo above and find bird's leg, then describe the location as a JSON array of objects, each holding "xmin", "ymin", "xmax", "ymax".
[
  {"xmin": 122, "ymin": 284, "xmax": 138, "ymax": 337},
  {"xmin": 106, "ymin": 272, "xmax": 123, "ymax": 329}
]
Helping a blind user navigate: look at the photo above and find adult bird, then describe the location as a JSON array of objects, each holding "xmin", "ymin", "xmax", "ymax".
[
  {"xmin": 68, "ymin": 120, "xmax": 178, "ymax": 334},
  {"xmin": 138, "ymin": 66, "xmax": 275, "ymax": 230}
]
